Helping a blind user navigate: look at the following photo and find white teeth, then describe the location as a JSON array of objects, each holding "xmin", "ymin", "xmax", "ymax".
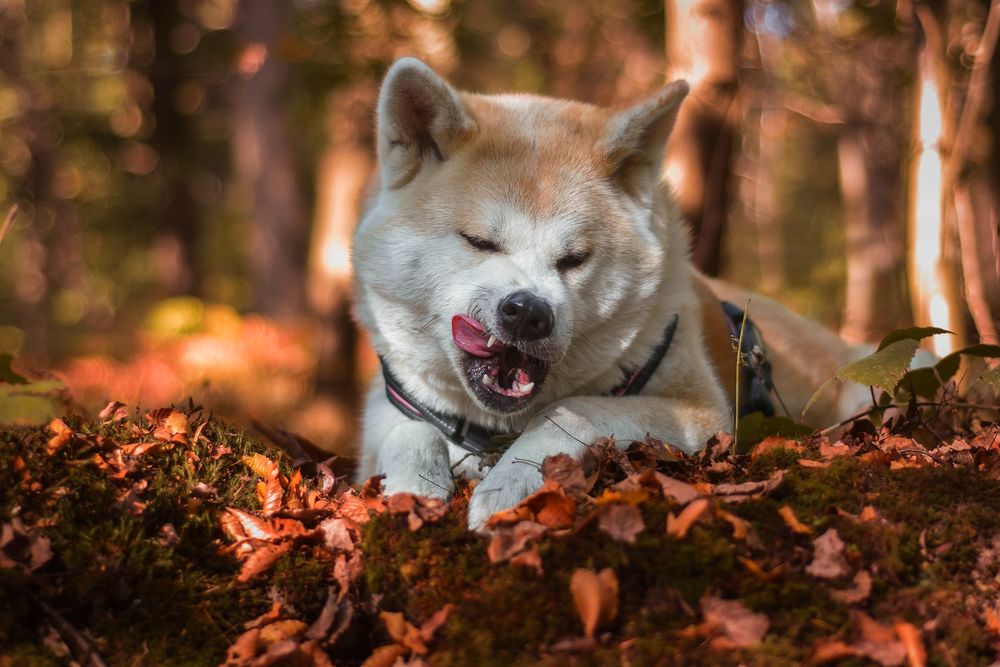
[
  {"xmin": 482, "ymin": 374, "xmax": 494, "ymax": 386},
  {"xmin": 486, "ymin": 335, "xmax": 497, "ymax": 348},
  {"xmin": 515, "ymin": 381, "xmax": 534, "ymax": 394}
]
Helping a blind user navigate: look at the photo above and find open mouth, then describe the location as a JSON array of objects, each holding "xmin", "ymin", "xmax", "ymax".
[{"xmin": 451, "ymin": 314, "xmax": 549, "ymax": 413}]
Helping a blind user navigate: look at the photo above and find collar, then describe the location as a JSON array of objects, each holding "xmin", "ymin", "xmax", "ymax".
[{"xmin": 380, "ymin": 314, "xmax": 681, "ymax": 457}]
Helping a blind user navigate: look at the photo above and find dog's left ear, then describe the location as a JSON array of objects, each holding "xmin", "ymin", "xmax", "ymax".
[{"xmin": 600, "ymin": 80, "xmax": 689, "ymax": 199}]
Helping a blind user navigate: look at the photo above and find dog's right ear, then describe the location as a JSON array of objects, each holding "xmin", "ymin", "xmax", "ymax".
[{"xmin": 376, "ymin": 58, "xmax": 475, "ymax": 189}]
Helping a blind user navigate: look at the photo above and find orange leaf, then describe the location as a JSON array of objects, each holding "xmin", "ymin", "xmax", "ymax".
[
  {"xmin": 260, "ymin": 470, "xmax": 283, "ymax": 514},
  {"xmin": 360, "ymin": 644, "xmax": 407, "ymax": 667},
  {"xmin": 46, "ymin": 419, "xmax": 72, "ymax": 456},
  {"xmin": 778, "ymin": 505, "xmax": 813, "ymax": 535},
  {"xmin": 242, "ymin": 453, "xmax": 278, "ymax": 480},
  {"xmin": 666, "ymin": 498, "xmax": 710, "ymax": 539},
  {"xmin": 238, "ymin": 541, "xmax": 292, "ymax": 582},
  {"xmin": 717, "ymin": 510, "xmax": 751, "ymax": 540},
  {"xmin": 597, "ymin": 503, "xmax": 645, "ymax": 544},
  {"xmin": 893, "ymin": 622, "xmax": 925, "ymax": 667},
  {"xmin": 569, "ymin": 568, "xmax": 619, "ymax": 638},
  {"xmin": 751, "ymin": 436, "xmax": 801, "ymax": 460}
]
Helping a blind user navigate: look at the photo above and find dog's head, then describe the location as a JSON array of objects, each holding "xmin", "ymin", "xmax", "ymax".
[{"xmin": 354, "ymin": 58, "xmax": 688, "ymax": 417}]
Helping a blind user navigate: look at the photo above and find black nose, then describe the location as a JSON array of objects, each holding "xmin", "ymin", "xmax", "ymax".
[{"xmin": 497, "ymin": 290, "xmax": 555, "ymax": 341}]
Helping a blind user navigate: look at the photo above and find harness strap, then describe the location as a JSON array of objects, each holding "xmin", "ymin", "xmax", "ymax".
[{"xmin": 720, "ymin": 301, "xmax": 776, "ymax": 418}]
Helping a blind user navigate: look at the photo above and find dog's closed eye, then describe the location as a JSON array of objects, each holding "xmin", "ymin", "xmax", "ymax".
[
  {"xmin": 556, "ymin": 250, "xmax": 590, "ymax": 272},
  {"xmin": 460, "ymin": 232, "xmax": 501, "ymax": 253}
]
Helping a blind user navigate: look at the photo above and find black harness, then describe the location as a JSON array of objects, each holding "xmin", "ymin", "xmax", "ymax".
[{"xmin": 382, "ymin": 304, "xmax": 774, "ymax": 456}]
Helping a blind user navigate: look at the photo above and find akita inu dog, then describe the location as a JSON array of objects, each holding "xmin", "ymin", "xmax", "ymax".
[{"xmin": 352, "ymin": 58, "xmax": 870, "ymax": 529}]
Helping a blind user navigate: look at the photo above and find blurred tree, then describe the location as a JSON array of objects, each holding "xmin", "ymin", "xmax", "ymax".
[
  {"xmin": 232, "ymin": 0, "xmax": 308, "ymax": 319},
  {"xmin": 664, "ymin": 0, "xmax": 745, "ymax": 275}
]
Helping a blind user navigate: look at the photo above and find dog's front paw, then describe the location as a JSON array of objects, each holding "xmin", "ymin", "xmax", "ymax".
[{"xmin": 467, "ymin": 461, "xmax": 543, "ymax": 531}]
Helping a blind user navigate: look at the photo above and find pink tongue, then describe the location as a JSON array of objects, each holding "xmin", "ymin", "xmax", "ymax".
[{"xmin": 452, "ymin": 315, "xmax": 495, "ymax": 358}]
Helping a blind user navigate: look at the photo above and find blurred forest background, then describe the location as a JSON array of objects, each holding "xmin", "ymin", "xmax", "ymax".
[{"xmin": 0, "ymin": 0, "xmax": 997, "ymax": 452}]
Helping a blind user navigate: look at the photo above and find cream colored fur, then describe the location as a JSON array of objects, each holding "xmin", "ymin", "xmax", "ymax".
[{"xmin": 352, "ymin": 58, "xmax": 867, "ymax": 530}]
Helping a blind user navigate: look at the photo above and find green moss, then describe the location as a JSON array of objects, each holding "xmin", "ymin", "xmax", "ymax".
[{"xmin": 0, "ymin": 414, "xmax": 308, "ymax": 665}]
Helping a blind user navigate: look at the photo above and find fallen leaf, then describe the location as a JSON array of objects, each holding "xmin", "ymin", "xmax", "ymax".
[
  {"xmin": 98, "ymin": 401, "xmax": 129, "ymax": 423},
  {"xmin": 487, "ymin": 521, "xmax": 547, "ymax": 563},
  {"xmin": 717, "ymin": 510, "xmax": 751, "ymax": 540},
  {"xmin": 819, "ymin": 441, "xmax": 852, "ymax": 458},
  {"xmin": 893, "ymin": 621, "xmax": 925, "ymax": 667},
  {"xmin": 317, "ymin": 516, "xmax": 354, "ymax": 553},
  {"xmin": 243, "ymin": 453, "xmax": 278, "ymax": 480},
  {"xmin": 738, "ymin": 557, "xmax": 786, "ymax": 582},
  {"xmin": 597, "ymin": 503, "xmax": 644, "ymax": 544},
  {"xmin": 798, "ymin": 458, "xmax": 831, "ymax": 469},
  {"xmin": 223, "ymin": 627, "xmax": 260, "ymax": 665},
  {"xmin": 853, "ymin": 611, "xmax": 906, "ymax": 666},
  {"xmin": 806, "ymin": 528, "xmax": 848, "ymax": 579},
  {"xmin": 541, "ymin": 453, "xmax": 594, "ymax": 496},
  {"xmin": 570, "ymin": 568, "xmax": 619, "ymax": 638},
  {"xmin": 666, "ymin": 498, "xmax": 711, "ymax": 539},
  {"xmin": 360, "ymin": 644, "xmax": 408, "ymax": 667},
  {"xmin": 509, "ymin": 546, "xmax": 543, "ymax": 573},
  {"xmin": 700, "ymin": 596, "xmax": 769, "ymax": 648},
  {"xmin": 238, "ymin": 541, "xmax": 292, "ymax": 582},
  {"xmin": 830, "ymin": 570, "xmax": 873, "ymax": 604},
  {"xmin": 778, "ymin": 505, "xmax": 813, "ymax": 535},
  {"xmin": 258, "ymin": 619, "xmax": 309, "ymax": 647},
  {"xmin": 859, "ymin": 505, "xmax": 880, "ymax": 522},
  {"xmin": 808, "ymin": 639, "xmax": 858, "ymax": 664},
  {"xmin": 115, "ymin": 479, "xmax": 148, "ymax": 516},
  {"xmin": 46, "ymin": 418, "xmax": 72, "ymax": 455},
  {"xmin": 521, "ymin": 481, "xmax": 575, "ymax": 528},
  {"xmin": 259, "ymin": 470, "xmax": 283, "ymax": 514},
  {"xmin": 751, "ymin": 436, "xmax": 802, "ymax": 459},
  {"xmin": 712, "ymin": 470, "xmax": 785, "ymax": 500}
]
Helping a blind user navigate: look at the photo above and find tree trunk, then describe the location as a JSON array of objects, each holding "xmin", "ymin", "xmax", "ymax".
[
  {"xmin": 908, "ymin": 4, "xmax": 967, "ymax": 356},
  {"xmin": 233, "ymin": 0, "xmax": 308, "ymax": 319},
  {"xmin": 663, "ymin": 0, "xmax": 744, "ymax": 276}
]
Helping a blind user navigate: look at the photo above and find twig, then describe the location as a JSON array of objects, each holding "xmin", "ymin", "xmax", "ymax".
[
  {"xmin": 28, "ymin": 590, "xmax": 109, "ymax": 667},
  {"xmin": 512, "ymin": 457, "xmax": 542, "ymax": 470},
  {"xmin": 450, "ymin": 452, "xmax": 474, "ymax": 473},
  {"xmin": 819, "ymin": 399, "xmax": 1000, "ymax": 435},
  {"xmin": 545, "ymin": 416, "xmax": 591, "ymax": 448},
  {"xmin": 733, "ymin": 297, "xmax": 751, "ymax": 450},
  {"xmin": 0, "ymin": 204, "xmax": 16, "ymax": 249},
  {"xmin": 417, "ymin": 474, "xmax": 450, "ymax": 494}
]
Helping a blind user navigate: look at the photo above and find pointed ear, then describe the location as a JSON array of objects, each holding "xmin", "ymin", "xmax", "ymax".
[
  {"xmin": 376, "ymin": 58, "xmax": 475, "ymax": 189},
  {"xmin": 600, "ymin": 80, "xmax": 689, "ymax": 198}
]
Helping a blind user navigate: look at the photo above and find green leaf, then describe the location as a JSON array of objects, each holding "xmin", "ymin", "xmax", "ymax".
[
  {"xmin": 801, "ymin": 376, "xmax": 837, "ymax": 421},
  {"xmin": 877, "ymin": 326, "xmax": 951, "ymax": 351},
  {"xmin": 836, "ymin": 339, "xmax": 920, "ymax": 390},
  {"xmin": 736, "ymin": 413, "xmax": 814, "ymax": 453},
  {"xmin": 978, "ymin": 367, "xmax": 1000, "ymax": 394},
  {"xmin": 897, "ymin": 367, "xmax": 941, "ymax": 400},
  {"xmin": 0, "ymin": 353, "xmax": 27, "ymax": 384},
  {"xmin": 0, "ymin": 379, "xmax": 66, "ymax": 425},
  {"xmin": 936, "ymin": 344, "xmax": 1000, "ymax": 383}
]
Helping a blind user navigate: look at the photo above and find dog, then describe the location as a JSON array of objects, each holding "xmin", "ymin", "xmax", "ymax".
[{"xmin": 352, "ymin": 57, "xmax": 871, "ymax": 530}]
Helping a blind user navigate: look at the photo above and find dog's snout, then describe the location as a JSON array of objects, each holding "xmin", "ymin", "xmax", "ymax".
[{"xmin": 497, "ymin": 290, "xmax": 555, "ymax": 341}]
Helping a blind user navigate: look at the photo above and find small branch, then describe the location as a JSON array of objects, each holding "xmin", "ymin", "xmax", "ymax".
[
  {"xmin": 544, "ymin": 416, "xmax": 590, "ymax": 448},
  {"xmin": 819, "ymin": 399, "xmax": 999, "ymax": 435},
  {"xmin": 733, "ymin": 297, "xmax": 751, "ymax": 450},
  {"xmin": 0, "ymin": 204, "xmax": 16, "ymax": 249},
  {"xmin": 417, "ymin": 474, "xmax": 451, "ymax": 494},
  {"xmin": 512, "ymin": 457, "xmax": 542, "ymax": 470},
  {"xmin": 29, "ymin": 590, "xmax": 109, "ymax": 667}
]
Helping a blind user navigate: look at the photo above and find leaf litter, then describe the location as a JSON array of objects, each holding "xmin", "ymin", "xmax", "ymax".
[{"xmin": 3, "ymin": 390, "xmax": 1000, "ymax": 665}]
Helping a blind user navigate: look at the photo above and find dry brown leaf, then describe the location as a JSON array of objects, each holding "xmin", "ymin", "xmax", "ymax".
[
  {"xmin": 360, "ymin": 644, "xmax": 408, "ymax": 667},
  {"xmin": 487, "ymin": 521, "xmax": 547, "ymax": 563},
  {"xmin": 859, "ymin": 505, "xmax": 880, "ymax": 522},
  {"xmin": 223, "ymin": 627, "xmax": 260, "ymax": 665},
  {"xmin": 98, "ymin": 401, "xmax": 129, "ymax": 423},
  {"xmin": 798, "ymin": 458, "xmax": 831, "ymax": 469},
  {"xmin": 717, "ymin": 510, "xmax": 751, "ymax": 540},
  {"xmin": 647, "ymin": 472, "xmax": 701, "ymax": 505},
  {"xmin": 751, "ymin": 436, "xmax": 802, "ymax": 459},
  {"xmin": 521, "ymin": 481, "xmax": 575, "ymax": 528},
  {"xmin": 711, "ymin": 470, "xmax": 785, "ymax": 500},
  {"xmin": 738, "ymin": 557, "xmax": 786, "ymax": 582},
  {"xmin": 806, "ymin": 528, "xmax": 848, "ymax": 580},
  {"xmin": 509, "ymin": 546, "xmax": 543, "ymax": 573},
  {"xmin": 819, "ymin": 441, "xmax": 852, "ymax": 458},
  {"xmin": 666, "ymin": 498, "xmax": 711, "ymax": 539},
  {"xmin": 541, "ymin": 453, "xmax": 594, "ymax": 496},
  {"xmin": 985, "ymin": 601, "xmax": 1000, "ymax": 635},
  {"xmin": 46, "ymin": 418, "xmax": 72, "ymax": 456},
  {"xmin": 830, "ymin": 570, "xmax": 873, "ymax": 604},
  {"xmin": 238, "ymin": 541, "xmax": 293, "ymax": 582},
  {"xmin": 894, "ymin": 622, "xmax": 925, "ymax": 667},
  {"xmin": 115, "ymin": 479, "xmax": 148, "ymax": 516},
  {"xmin": 700, "ymin": 595, "xmax": 769, "ymax": 648},
  {"xmin": 808, "ymin": 638, "xmax": 858, "ymax": 664},
  {"xmin": 853, "ymin": 612, "xmax": 906, "ymax": 666},
  {"xmin": 569, "ymin": 567, "xmax": 619, "ymax": 638},
  {"xmin": 778, "ymin": 505, "xmax": 813, "ymax": 535},
  {"xmin": 317, "ymin": 517, "xmax": 354, "ymax": 553},
  {"xmin": 243, "ymin": 453, "xmax": 278, "ymax": 480},
  {"xmin": 120, "ymin": 441, "xmax": 165, "ymax": 457},
  {"xmin": 258, "ymin": 619, "xmax": 309, "ymax": 647},
  {"xmin": 222, "ymin": 507, "xmax": 279, "ymax": 542},
  {"xmin": 260, "ymin": 470, "xmax": 283, "ymax": 515},
  {"xmin": 338, "ymin": 494, "xmax": 373, "ymax": 526},
  {"xmin": 597, "ymin": 503, "xmax": 644, "ymax": 544}
]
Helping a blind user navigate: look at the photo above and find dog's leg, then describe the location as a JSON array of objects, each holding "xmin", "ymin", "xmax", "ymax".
[
  {"xmin": 376, "ymin": 421, "xmax": 455, "ymax": 499},
  {"xmin": 466, "ymin": 395, "xmax": 728, "ymax": 529}
]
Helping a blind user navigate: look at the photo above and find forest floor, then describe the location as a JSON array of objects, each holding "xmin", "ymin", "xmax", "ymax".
[{"xmin": 3, "ymin": 392, "xmax": 1000, "ymax": 666}]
